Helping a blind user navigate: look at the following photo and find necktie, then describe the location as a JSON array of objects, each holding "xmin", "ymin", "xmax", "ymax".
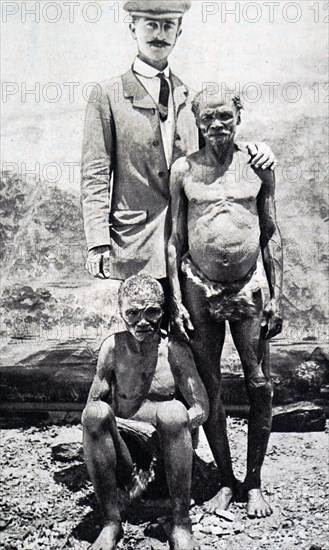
[{"xmin": 157, "ymin": 73, "xmax": 170, "ymax": 122}]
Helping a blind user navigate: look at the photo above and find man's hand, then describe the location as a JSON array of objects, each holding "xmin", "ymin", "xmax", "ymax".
[
  {"xmin": 188, "ymin": 405, "xmax": 208, "ymax": 431},
  {"xmin": 170, "ymin": 302, "xmax": 194, "ymax": 342},
  {"xmin": 262, "ymin": 298, "xmax": 283, "ymax": 340},
  {"xmin": 85, "ymin": 246, "xmax": 111, "ymax": 278},
  {"xmin": 246, "ymin": 142, "xmax": 277, "ymax": 170}
]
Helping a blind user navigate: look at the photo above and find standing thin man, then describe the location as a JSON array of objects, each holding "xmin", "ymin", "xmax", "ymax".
[{"xmin": 168, "ymin": 91, "xmax": 283, "ymax": 517}]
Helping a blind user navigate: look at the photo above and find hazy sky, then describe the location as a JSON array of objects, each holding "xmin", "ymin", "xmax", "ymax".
[{"xmin": 1, "ymin": 0, "xmax": 328, "ymax": 191}]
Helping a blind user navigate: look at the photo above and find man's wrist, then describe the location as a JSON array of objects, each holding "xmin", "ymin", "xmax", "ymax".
[{"xmin": 188, "ymin": 405, "xmax": 207, "ymax": 428}]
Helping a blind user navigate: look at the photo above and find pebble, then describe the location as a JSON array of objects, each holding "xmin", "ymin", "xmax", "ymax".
[
  {"xmin": 191, "ymin": 513, "xmax": 204, "ymax": 524},
  {"xmin": 208, "ymin": 526, "xmax": 224, "ymax": 536},
  {"xmin": 247, "ymin": 527, "xmax": 264, "ymax": 539},
  {"xmin": 202, "ymin": 516, "xmax": 222, "ymax": 527},
  {"xmin": 214, "ymin": 510, "xmax": 235, "ymax": 522},
  {"xmin": 233, "ymin": 523, "xmax": 244, "ymax": 534}
]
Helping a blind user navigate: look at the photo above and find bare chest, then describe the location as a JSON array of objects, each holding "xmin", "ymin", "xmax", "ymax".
[
  {"xmin": 115, "ymin": 358, "xmax": 157, "ymax": 397},
  {"xmin": 183, "ymin": 168, "xmax": 262, "ymax": 209},
  {"xmin": 109, "ymin": 348, "xmax": 159, "ymax": 417}
]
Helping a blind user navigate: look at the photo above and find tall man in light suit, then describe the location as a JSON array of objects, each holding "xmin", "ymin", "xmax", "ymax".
[{"xmin": 81, "ymin": 0, "xmax": 276, "ymax": 287}]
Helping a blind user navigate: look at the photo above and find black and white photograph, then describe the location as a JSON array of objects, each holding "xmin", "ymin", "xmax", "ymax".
[{"xmin": 1, "ymin": 1, "xmax": 328, "ymax": 548}]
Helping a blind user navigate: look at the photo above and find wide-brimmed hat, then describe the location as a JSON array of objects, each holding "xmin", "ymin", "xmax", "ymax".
[{"xmin": 124, "ymin": 1, "xmax": 192, "ymax": 19}]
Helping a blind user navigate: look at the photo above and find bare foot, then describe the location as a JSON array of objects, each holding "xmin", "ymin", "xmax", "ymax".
[
  {"xmin": 170, "ymin": 523, "xmax": 200, "ymax": 550},
  {"xmin": 247, "ymin": 489, "xmax": 272, "ymax": 518},
  {"xmin": 91, "ymin": 521, "xmax": 123, "ymax": 550},
  {"xmin": 204, "ymin": 486, "xmax": 234, "ymax": 513}
]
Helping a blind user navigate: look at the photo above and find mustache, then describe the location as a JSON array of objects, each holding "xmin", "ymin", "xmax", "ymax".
[{"xmin": 148, "ymin": 40, "xmax": 171, "ymax": 47}]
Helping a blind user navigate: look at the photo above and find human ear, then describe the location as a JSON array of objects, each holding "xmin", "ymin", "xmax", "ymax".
[{"xmin": 129, "ymin": 23, "xmax": 137, "ymax": 40}]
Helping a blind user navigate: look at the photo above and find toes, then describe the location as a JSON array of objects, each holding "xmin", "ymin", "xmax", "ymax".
[
  {"xmin": 247, "ymin": 506, "xmax": 258, "ymax": 518},
  {"xmin": 204, "ymin": 502, "xmax": 217, "ymax": 514},
  {"xmin": 247, "ymin": 506, "xmax": 272, "ymax": 518}
]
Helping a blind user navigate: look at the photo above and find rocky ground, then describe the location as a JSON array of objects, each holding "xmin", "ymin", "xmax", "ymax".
[{"xmin": 1, "ymin": 418, "xmax": 328, "ymax": 550}]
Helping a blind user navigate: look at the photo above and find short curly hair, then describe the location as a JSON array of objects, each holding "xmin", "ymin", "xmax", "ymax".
[
  {"xmin": 118, "ymin": 275, "xmax": 164, "ymax": 309},
  {"xmin": 192, "ymin": 90, "xmax": 244, "ymax": 123}
]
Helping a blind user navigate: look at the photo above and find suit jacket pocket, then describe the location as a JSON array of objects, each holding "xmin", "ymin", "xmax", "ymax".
[{"xmin": 110, "ymin": 209, "xmax": 148, "ymax": 227}]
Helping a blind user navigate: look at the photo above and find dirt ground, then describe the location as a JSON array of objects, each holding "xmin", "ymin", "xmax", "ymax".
[{"xmin": 1, "ymin": 418, "xmax": 328, "ymax": 550}]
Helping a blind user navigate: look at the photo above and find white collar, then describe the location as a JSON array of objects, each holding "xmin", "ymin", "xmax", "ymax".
[{"xmin": 133, "ymin": 57, "xmax": 170, "ymax": 79}]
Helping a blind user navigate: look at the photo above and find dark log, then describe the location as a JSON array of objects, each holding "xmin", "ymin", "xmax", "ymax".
[
  {"xmin": 271, "ymin": 401, "xmax": 326, "ymax": 432},
  {"xmin": 0, "ymin": 339, "xmax": 97, "ymax": 404},
  {"xmin": 1, "ymin": 338, "xmax": 328, "ymax": 409}
]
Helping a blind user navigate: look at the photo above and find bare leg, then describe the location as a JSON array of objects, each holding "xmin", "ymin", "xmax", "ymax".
[
  {"xmin": 230, "ymin": 292, "xmax": 273, "ymax": 518},
  {"xmin": 82, "ymin": 401, "xmax": 133, "ymax": 549},
  {"xmin": 156, "ymin": 401, "xmax": 199, "ymax": 550},
  {"xmin": 182, "ymin": 276, "xmax": 235, "ymax": 512}
]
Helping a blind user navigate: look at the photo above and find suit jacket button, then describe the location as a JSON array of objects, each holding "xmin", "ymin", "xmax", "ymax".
[
  {"xmin": 158, "ymin": 171, "xmax": 165, "ymax": 177},
  {"xmin": 153, "ymin": 140, "xmax": 160, "ymax": 147}
]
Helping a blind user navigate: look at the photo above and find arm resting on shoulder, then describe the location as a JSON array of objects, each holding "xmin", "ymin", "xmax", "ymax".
[{"xmin": 245, "ymin": 142, "xmax": 277, "ymax": 170}]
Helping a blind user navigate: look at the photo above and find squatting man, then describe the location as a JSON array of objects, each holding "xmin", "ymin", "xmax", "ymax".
[
  {"xmin": 82, "ymin": 275, "xmax": 209, "ymax": 550},
  {"xmin": 168, "ymin": 90, "xmax": 284, "ymax": 518}
]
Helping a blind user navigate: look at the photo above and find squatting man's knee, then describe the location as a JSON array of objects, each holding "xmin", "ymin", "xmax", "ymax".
[{"xmin": 83, "ymin": 275, "xmax": 208, "ymax": 550}]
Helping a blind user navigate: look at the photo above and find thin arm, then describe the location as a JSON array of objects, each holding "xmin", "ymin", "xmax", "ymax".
[
  {"xmin": 168, "ymin": 338, "xmax": 209, "ymax": 430},
  {"xmin": 167, "ymin": 158, "xmax": 189, "ymax": 305},
  {"xmin": 87, "ymin": 336, "xmax": 115, "ymax": 404},
  {"xmin": 257, "ymin": 169, "xmax": 284, "ymax": 340},
  {"xmin": 257, "ymin": 170, "xmax": 283, "ymax": 302}
]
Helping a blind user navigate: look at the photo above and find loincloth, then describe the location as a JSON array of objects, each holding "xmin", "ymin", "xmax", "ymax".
[{"xmin": 181, "ymin": 254, "xmax": 263, "ymax": 321}]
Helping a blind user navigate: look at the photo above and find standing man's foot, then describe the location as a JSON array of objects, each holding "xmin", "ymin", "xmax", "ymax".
[
  {"xmin": 91, "ymin": 521, "xmax": 123, "ymax": 550},
  {"xmin": 204, "ymin": 486, "xmax": 234, "ymax": 513},
  {"xmin": 247, "ymin": 489, "xmax": 272, "ymax": 518},
  {"xmin": 170, "ymin": 523, "xmax": 200, "ymax": 550}
]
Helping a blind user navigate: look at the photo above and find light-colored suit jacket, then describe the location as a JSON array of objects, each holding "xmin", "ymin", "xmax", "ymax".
[{"xmin": 81, "ymin": 68, "xmax": 198, "ymax": 279}]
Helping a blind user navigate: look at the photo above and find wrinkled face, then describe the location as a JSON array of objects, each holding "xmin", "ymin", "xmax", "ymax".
[
  {"xmin": 197, "ymin": 100, "xmax": 239, "ymax": 147},
  {"xmin": 121, "ymin": 296, "xmax": 163, "ymax": 342},
  {"xmin": 130, "ymin": 17, "xmax": 181, "ymax": 64}
]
